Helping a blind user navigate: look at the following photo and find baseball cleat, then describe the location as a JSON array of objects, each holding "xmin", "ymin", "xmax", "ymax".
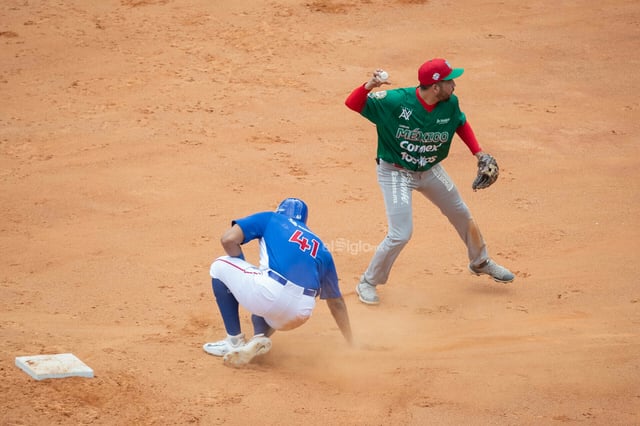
[
  {"xmin": 203, "ymin": 333, "xmax": 245, "ymax": 357},
  {"xmin": 356, "ymin": 281, "xmax": 380, "ymax": 305},
  {"xmin": 468, "ymin": 259, "xmax": 515, "ymax": 283},
  {"xmin": 223, "ymin": 335, "xmax": 272, "ymax": 367}
]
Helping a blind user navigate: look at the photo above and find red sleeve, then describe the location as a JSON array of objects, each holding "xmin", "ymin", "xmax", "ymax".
[
  {"xmin": 456, "ymin": 120, "xmax": 482, "ymax": 155},
  {"xmin": 345, "ymin": 83, "xmax": 370, "ymax": 113}
]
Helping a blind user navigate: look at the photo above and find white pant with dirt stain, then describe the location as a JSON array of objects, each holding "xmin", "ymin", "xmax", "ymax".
[{"xmin": 210, "ymin": 256, "xmax": 316, "ymax": 330}]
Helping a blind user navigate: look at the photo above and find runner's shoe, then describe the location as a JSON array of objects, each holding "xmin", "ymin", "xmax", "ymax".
[
  {"xmin": 223, "ymin": 335, "xmax": 272, "ymax": 367},
  {"xmin": 203, "ymin": 333, "xmax": 245, "ymax": 357}
]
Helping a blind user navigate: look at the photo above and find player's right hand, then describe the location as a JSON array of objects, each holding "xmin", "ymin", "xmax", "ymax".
[{"xmin": 365, "ymin": 69, "xmax": 391, "ymax": 90}]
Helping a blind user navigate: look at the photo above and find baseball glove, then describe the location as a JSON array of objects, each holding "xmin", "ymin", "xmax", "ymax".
[{"xmin": 472, "ymin": 153, "xmax": 499, "ymax": 191}]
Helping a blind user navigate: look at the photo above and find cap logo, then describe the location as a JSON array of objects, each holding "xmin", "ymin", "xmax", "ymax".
[{"xmin": 433, "ymin": 72, "xmax": 441, "ymax": 81}]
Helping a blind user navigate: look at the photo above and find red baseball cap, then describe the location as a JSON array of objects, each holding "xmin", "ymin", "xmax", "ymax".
[{"xmin": 418, "ymin": 58, "xmax": 464, "ymax": 86}]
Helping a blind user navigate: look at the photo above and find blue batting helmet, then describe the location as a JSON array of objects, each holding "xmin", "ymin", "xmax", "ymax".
[{"xmin": 276, "ymin": 198, "xmax": 308, "ymax": 224}]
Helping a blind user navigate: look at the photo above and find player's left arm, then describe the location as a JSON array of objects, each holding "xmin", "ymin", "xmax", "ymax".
[
  {"xmin": 455, "ymin": 120, "xmax": 501, "ymax": 190},
  {"xmin": 325, "ymin": 297, "xmax": 353, "ymax": 345},
  {"xmin": 455, "ymin": 120, "xmax": 483, "ymax": 156}
]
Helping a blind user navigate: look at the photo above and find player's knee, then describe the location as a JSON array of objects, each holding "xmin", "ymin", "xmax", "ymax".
[
  {"xmin": 209, "ymin": 256, "xmax": 231, "ymax": 279},
  {"xmin": 277, "ymin": 314, "xmax": 311, "ymax": 331},
  {"xmin": 387, "ymin": 229, "xmax": 412, "ymax": 245}
]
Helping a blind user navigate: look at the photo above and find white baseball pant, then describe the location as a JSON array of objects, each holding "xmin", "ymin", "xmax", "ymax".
[{"xmin": 210, "ymin": 256, "xmax": 316, "ymax": 331}]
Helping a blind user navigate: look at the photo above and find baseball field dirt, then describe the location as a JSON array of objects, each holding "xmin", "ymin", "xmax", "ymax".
[{"xmin": 1, "ymin": 0, "xmax": 639, "ymax": 424}]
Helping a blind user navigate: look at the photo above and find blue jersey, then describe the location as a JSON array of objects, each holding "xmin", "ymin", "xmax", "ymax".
[{"xmin": 233, "ymin": 212, "xmax": 341, "ymax": 299}]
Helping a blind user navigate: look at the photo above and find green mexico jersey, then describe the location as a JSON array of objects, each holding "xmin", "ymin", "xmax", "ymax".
[{"xmin": 361, "ymin": 87, "xmax": 466, "ymax": 171}]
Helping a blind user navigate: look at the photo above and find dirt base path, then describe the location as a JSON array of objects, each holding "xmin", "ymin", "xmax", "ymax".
[{"xmin": 2, "ymin": 0, "xmax": 639, "ymax": 424}]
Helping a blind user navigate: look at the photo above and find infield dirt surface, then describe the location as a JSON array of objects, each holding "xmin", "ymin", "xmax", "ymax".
[{"xmin": 1, "ymin": 0, "xmax": 639, "ymax": 424}]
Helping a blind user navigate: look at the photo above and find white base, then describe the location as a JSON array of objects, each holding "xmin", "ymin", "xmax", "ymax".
[{"xmin": 15, "ymin": 353, "xmax": 94, "ymax": 380}]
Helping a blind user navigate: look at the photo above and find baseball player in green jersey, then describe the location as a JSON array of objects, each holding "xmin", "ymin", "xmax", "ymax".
[{"xmin": 345, "ymin": 58, "xmax": 515, "ymax": 305}]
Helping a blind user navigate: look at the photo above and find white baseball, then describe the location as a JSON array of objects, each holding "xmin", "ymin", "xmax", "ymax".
[{"xmin": 378, "ymin": 71, "xmax": 389, "ymax": 81}]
